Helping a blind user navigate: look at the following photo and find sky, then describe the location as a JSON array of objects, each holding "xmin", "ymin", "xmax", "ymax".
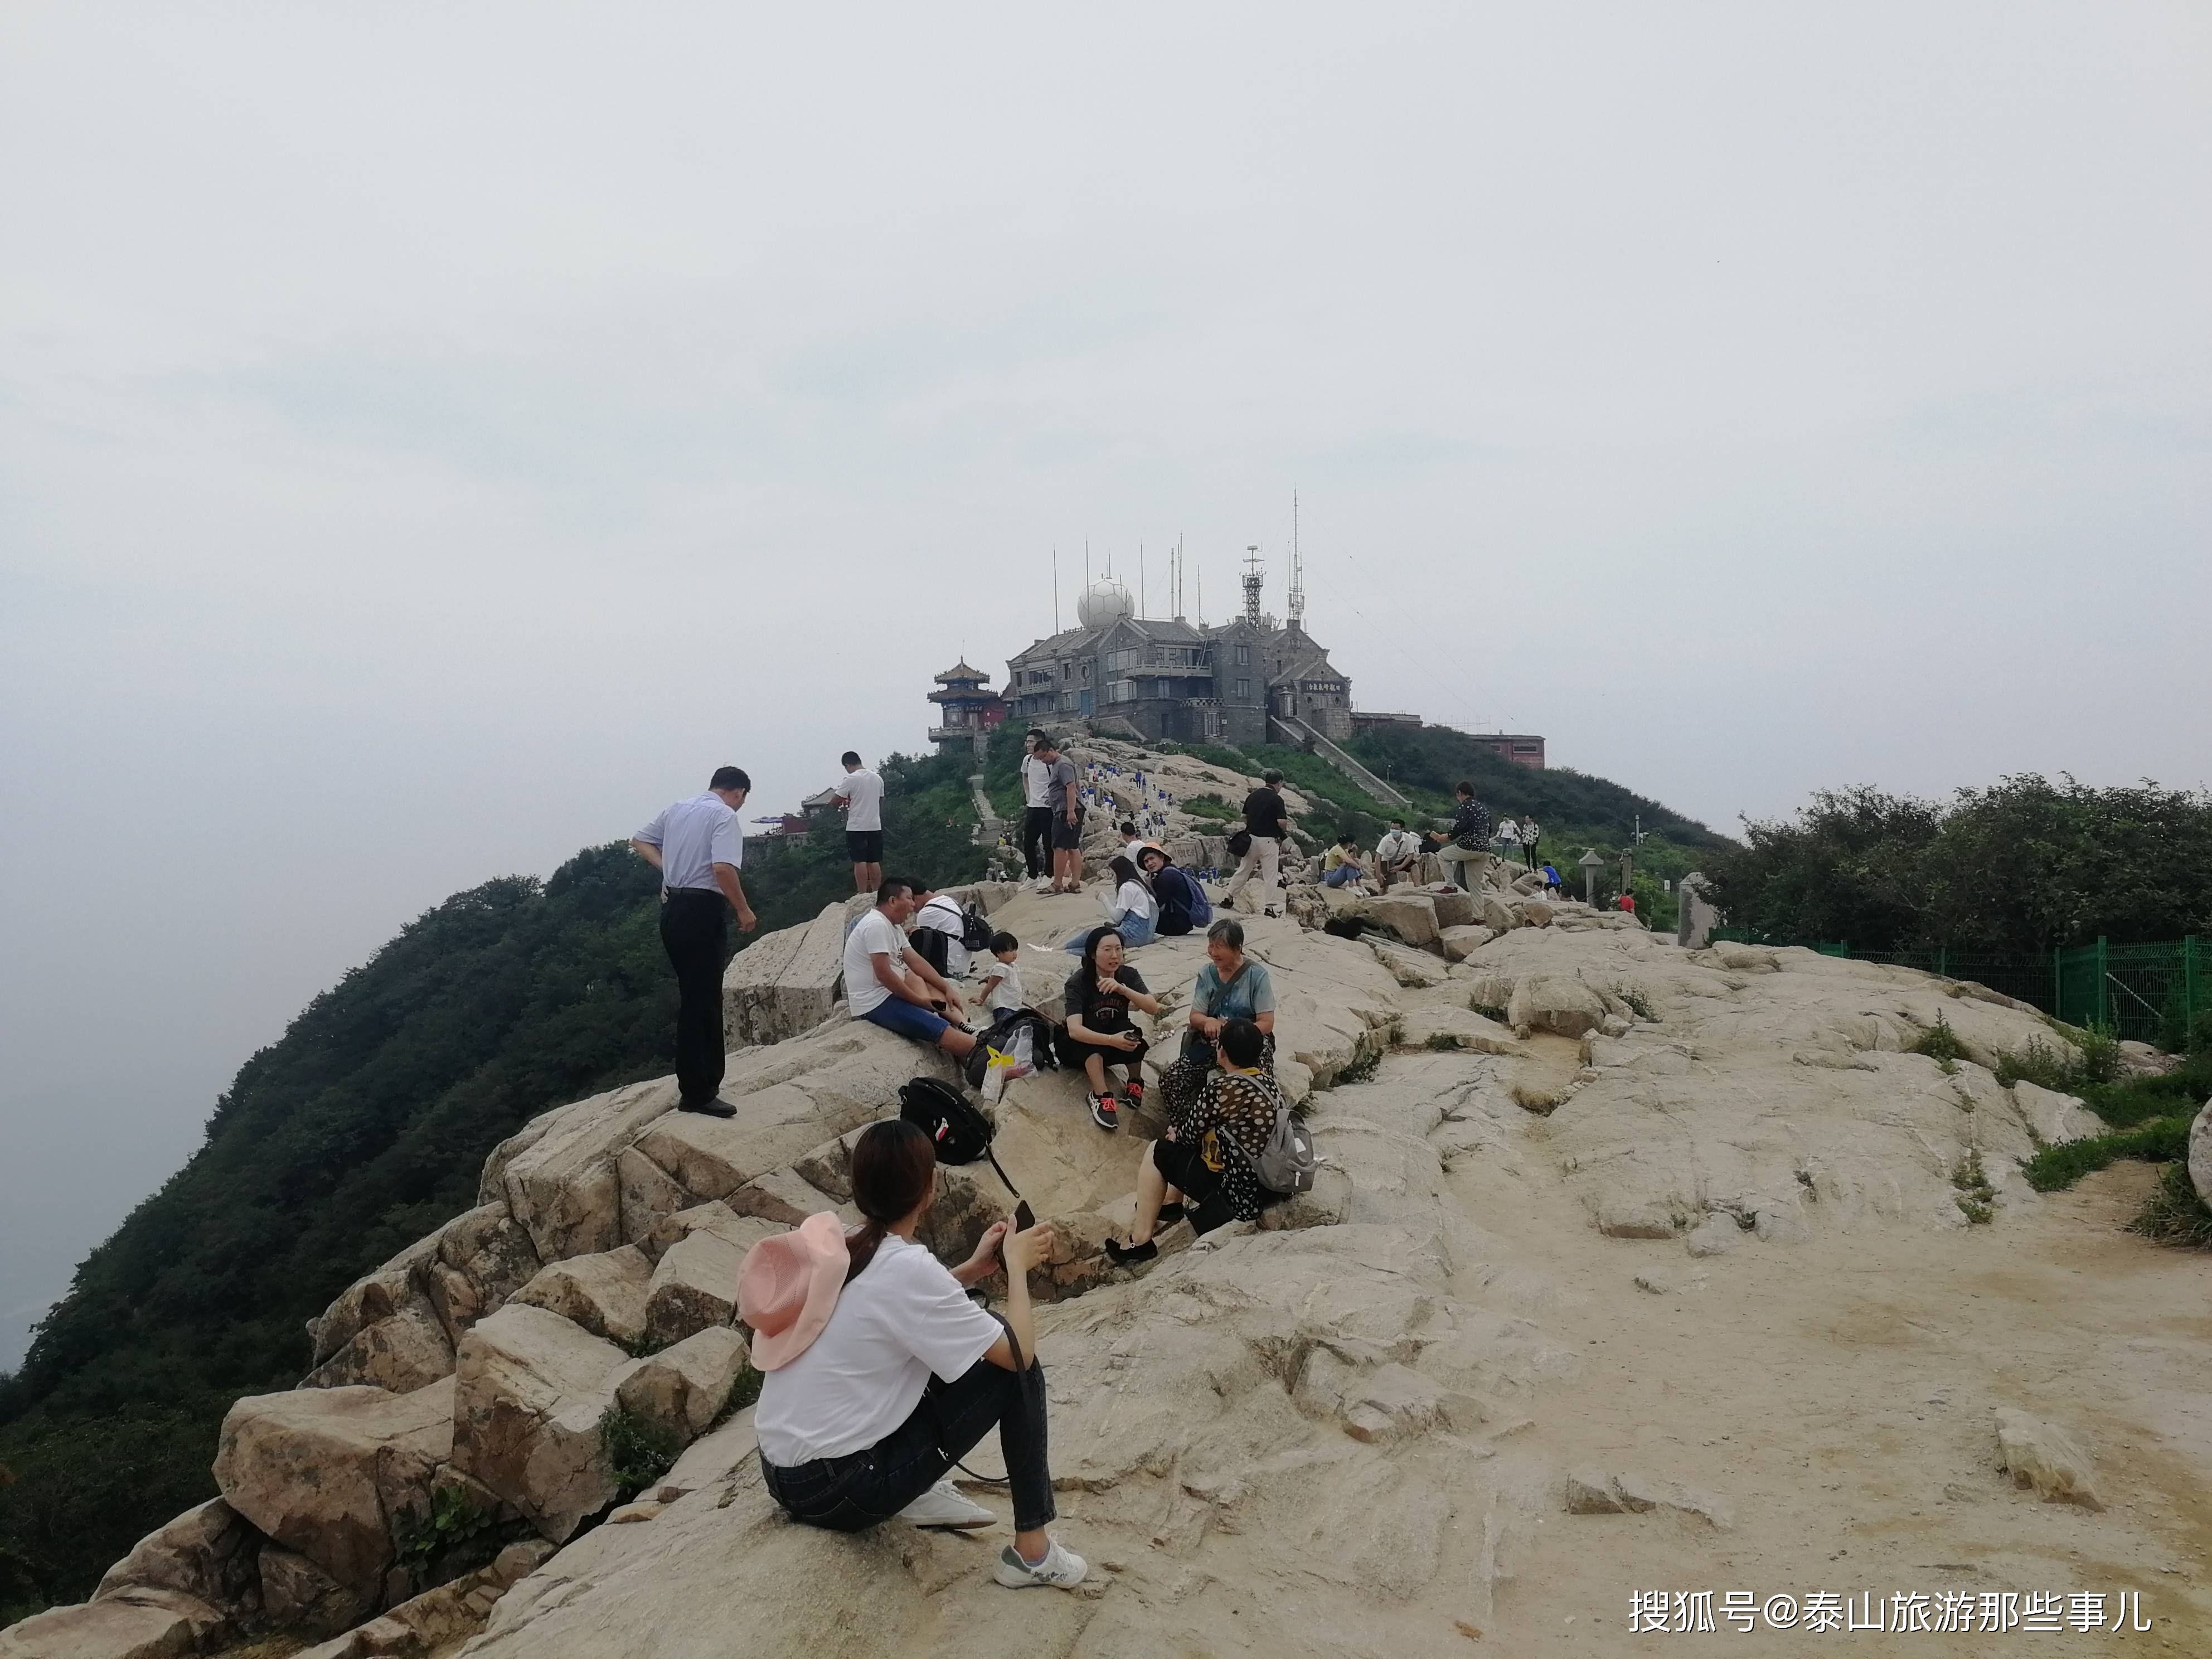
[{"xmin": 2, "ymin": 2, "xmax": 2208, "ymax": 1371}]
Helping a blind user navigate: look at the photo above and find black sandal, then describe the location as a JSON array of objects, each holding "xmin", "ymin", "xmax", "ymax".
[{"xmin": 1103, "ymin": 1238, "xmax": 1157, "ymax": 1267}]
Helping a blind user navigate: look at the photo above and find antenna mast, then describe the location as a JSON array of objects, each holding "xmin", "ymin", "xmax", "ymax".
[
  {"xmin": 1288, "ymin": 491, "xmax": 1305, "ymax": 629},
  {"xmin": 1052, "ymin": 546, "xmax": 1059, "ymax": 633},
  {"xmin": 1242, "ymin": 545, "xmax": 1264, "ymax": 625}
]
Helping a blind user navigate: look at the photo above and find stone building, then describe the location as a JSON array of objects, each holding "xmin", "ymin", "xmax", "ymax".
[
  {"xmin": 1001, "ymin": 574, "xmax": 1352, "ymax": 750},
  {"xmin": 924, "ymin": 662, "xmax": 1007, "ymax": 760}
]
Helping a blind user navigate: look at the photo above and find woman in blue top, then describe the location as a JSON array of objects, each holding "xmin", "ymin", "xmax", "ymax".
[{"xmin": 1160, "ymin": 918, "xmax": 1277, "ymax": 1122}]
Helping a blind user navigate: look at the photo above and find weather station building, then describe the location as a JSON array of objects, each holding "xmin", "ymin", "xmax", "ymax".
[{"xmin": 1000, "ymin": 549, "xmax": 1354, "ymax": 751}]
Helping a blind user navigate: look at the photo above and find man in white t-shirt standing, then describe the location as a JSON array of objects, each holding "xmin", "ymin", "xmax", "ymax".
[
  {"xmin": 632, "ymin": 767, "xmax": 759, "ymax": 1118},
  {"xmin": 830, "ymin": 750, "xmax": 886, "ymax": 895},
  {"xmin": 842, "ymin": 876, "xmax": 978, "ymax": 1060},
  {"xmin": 1018, "ymin": 729, "xmax": 1054, "ymax": 887}
]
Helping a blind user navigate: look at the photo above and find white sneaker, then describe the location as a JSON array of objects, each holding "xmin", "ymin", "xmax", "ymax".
[
  {"xmin": 993, "ymin": 1536, "xmax": 1089, "ymax": 1589},
  {"xmin": 898, "ymin": 1479, "xmax": 997, "ymax": 1530}
]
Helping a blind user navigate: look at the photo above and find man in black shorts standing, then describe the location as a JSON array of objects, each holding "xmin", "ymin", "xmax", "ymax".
[
  {"xmin": 830, "ymin": 750, "xmax": 886, "ymax": 895},
  {"xmin": 1037, "ymin": 735, "xmax": 1084, "ymax": 894},
  {"xmin": 1019, "ymin": 729, "xmax": 1055, "ymax": 885}
]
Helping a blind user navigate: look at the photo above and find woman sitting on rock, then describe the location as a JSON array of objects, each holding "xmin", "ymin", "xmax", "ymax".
[
  {"xmin": 1061, "ymin": 855, "xmax": 1157, "ymax": 950},
  {"xmin": 744, "ymin": 1119, "xmax": 1087, "ymax": 1592},
  {"xmin": 1055, "ymin": 924, "xmax": 1163, "ymax": 1131},
  {"xmin": 1159, "ymin": 918, "xmax": 1277, "ymax": 1122},
  {"xmin": 1106, "ymin": 1016, "xmax": 1291, "ymax": 1264}
]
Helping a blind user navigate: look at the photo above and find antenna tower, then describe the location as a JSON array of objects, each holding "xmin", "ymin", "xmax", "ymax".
[
  {"xmin": 1288, "ymin": 491, "xmax": 1306, "ymax": 628},
  {"xmin": 1241, "ymin": 545, "xmax": 1264, "ymax": 625}
]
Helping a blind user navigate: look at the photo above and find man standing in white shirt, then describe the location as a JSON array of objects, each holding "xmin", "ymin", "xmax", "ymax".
[
  {"xmin": 831, "ymin": 750, "xmax": 887, "ymax": 896},
  {"xmin": 632, "ymin": 767, "xmax": 759, "ymax": 1118},
  {"xmin": 842, "ymin": 877, "xmax": 978, "ymax": 1060},
  {"xmin": 1018, "ymin": 730, "xmax": 1054, "ymax": 887}
]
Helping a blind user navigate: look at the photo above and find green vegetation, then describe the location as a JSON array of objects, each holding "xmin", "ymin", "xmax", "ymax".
[
  {"xmin": 1179, "ymin": 793, "xmax": 1236, "ymax": 822},
  {"xmin": 1951, "ymin": 1151, "xmax": 1996, "ymax": 1223},
  {"xmin": 2130, "ymin": 1164, "xmax": 2212, "ymax": 1249},
  {"xmin": 2013, "ymin": 1049, "xmax": 2208, "ymax": 1196},
  {"xmin": 392, "ymin": 1485, "xmax": 499, "ymax": 1579},
  {"xmin": 600, "ymin": 1406, "xmax": 681, "ymax": 1503},
  {"xmin": 0, "ymin": 750, "xmax": 984, "ymax": 1618},
  {"xmin": 2021, "ymin": 1117, "xmax": 2195, "ymax": 1192},
  {"xmin": 1707, "ymin": 776, "xmax": 2212, "ymax": 954},
  {"xmin": 1909, "ymin": 1014, "xmax": 1966, "ymax": 1074}
]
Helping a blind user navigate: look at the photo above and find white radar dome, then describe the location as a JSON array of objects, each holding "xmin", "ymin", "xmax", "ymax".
[{"xmin": 1075, "ymin": 579, "xmax": 1134, "ymax": 629}]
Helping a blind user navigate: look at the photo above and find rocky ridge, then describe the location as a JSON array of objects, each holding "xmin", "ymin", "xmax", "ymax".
[{"xmin": 12, "ymin": 737, "xmax": 2204, "ymax": 1657}]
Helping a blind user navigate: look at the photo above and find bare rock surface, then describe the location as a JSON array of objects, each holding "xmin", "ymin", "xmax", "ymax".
[
  {"xmin": 509, "ymin": 1244, "xmax": 654, "ymax": 1348},
  {"xmin": 2191, "ymin": 1099, "xmax": 2212, "ymax": 1207},
  {"xmin": 1993, "ymin": 1406, "xmax": 2104, "ymax": 1509},
  {"xmin": 450, "ymin": 1304, "xmax": 630, "ymax": 1541}
]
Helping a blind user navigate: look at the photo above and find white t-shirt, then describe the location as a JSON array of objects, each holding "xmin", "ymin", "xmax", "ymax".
[
  {"xmin": 913, "ymin": 894, "xmax": 971, "ymax": 979},
  {"xmin": 1110, "ymin": 879, "xmax": 1158, "ymax": 925},
  {"xmin": 835, "ymin": 769, "xmax": 885, "ymax": 833},
  {"xmin": 981, "ymin": 958, "xmax": 1024, "ymax": 1013},
  {"xmin": 1375, "ymin": 829, "xmax": 1419, "ymax": 866},
  {"xmin": 754, "ymin": 1234, "xmax": 1003, "ymax": 1466},
  {"xmin": 1020, "ymin": 754, "xmax": 1053, "ymax": 811},
  {"xmin": 1496, "ymin": 819, "xmax": 1520, "ymax": 844},
  {"xmin": 842, "ymin": 908, "xmax": 910, "ymax": 1017},
  {"xmin": 634, "ymin": 793, "xmax": 744, "ymax": 892}
]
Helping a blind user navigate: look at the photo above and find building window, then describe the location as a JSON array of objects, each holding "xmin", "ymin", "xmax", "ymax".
[
  {"xmin": 1079, "ymin": 662, "xmax": 1092, "ymax": 683},
  {"xmin": 1108, "ymin": 679, "xmax": 1136, "ymax": 704},
  {"xmin": 1235, "ymin": 644, "xmax": 1250, "ymax": 666},
  {"xmin": 1105, "ymin": 648, "xmax": 1137, "ymax": 673},
  {"xmin": 1235, "ymin": 678, "xmax": 1251, "ymax": 700}
]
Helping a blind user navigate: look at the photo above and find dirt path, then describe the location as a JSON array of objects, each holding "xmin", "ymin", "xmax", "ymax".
[{"xmin": 1447, "ymin": 1134, "xmax": 2210, "ymax": 1654}]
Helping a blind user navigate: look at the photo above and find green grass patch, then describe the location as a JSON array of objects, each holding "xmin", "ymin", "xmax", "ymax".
[
  {"xmin": 2020, "ymin": 1115, "xmax": 2194, "ymax": 1192},
  {"xmin": 600, "ymin": 1407, "xmax": 681, "ymax": 1503},
  {"xmin": 2130, "ymin": 1163, "xmax": 2212, "ymax": 1249},
  {"xmin": 1180, "ymin": 792, "xmax": 1236, "ymax": 822}
]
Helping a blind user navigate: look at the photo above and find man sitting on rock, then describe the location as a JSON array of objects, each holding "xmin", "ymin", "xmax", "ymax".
[
  {"xmin": 843, "ymin": 876, "xmax": 979, "ymax": 1061},
  {"xmin": 1374, "ymin": 817, "xmax": 1423, "ymax": 892}
]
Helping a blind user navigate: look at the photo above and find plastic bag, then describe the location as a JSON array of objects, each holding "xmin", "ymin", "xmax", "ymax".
[{"xmin": 981, "ymin": 1025, "xmax": 1035, "ymax": 1104}]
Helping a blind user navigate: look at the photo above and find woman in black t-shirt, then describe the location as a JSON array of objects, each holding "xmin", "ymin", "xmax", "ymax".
[{"xmin": 1054, "ymin": 926, "xmax": 1163, "ymax": 1132}]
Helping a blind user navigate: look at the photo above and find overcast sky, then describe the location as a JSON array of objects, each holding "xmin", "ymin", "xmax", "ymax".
[{"xmin": 2, "ymin": 2, "xmax": 2207, "ymax": 1370}]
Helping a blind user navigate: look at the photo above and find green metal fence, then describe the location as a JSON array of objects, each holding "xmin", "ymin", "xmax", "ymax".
[{"xmin": 1706, "ymin": 932, "xmax": 2206, "ymax": 1046}]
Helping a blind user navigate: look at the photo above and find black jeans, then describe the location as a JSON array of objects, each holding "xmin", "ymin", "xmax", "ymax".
[
  {"xmin": 659, "ymin": 890, "xmax": 729, "ymax": 1105},
  {"xmin": 1021, "ymin": 807, "xmax": 1054, "ymax": 878},
  {"xmin": 761, "ymin": 1356, "xmax": 1056, "ymax": 1534}
]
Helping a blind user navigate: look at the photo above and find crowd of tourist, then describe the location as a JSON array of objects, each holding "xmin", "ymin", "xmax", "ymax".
[{"xmin": 635, "ymin": 736, "xmax": 1531, "ymax": 1594}]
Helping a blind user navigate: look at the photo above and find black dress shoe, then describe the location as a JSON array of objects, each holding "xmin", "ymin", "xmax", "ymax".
[
  {"xmin": 1103, "ymin": 1238, "xmax": 1157, "ymax": 1267},
  {"xmin": 677, "ymin": 1098, "xmax": 736, "ymax": 1118}
]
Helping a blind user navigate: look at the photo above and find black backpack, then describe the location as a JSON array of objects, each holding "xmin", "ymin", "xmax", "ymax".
[
  {"xmin": 897, "ymin": 1077, "xmax": 1030, "ymax": 1225},
  {"xmin": 957, "ymin": 903, "xmax": 996, "ymax": 954}
]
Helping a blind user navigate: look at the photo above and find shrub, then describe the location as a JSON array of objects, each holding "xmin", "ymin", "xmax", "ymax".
[
  {"xmin": 392, "ymin": 1485, "xmax": 497, "ymax": 1574},
  {"xmin": 1180, "ymin": 793, "xmax": 1236, "ymax": 822},
  {"xmin": 1909, "ymin": 1014, "xmax": 1966, "ymax": 1073},
  {"xmin": 1951, "ymin": 1151, "xmax": 1995, "ymax": 1223},
  {"xmin": 600, "ymin": 1408, "xmax": 681, "ymax": 1503},
  {"xmin": 2131, "ymin": 1163, "xmax": 2212, "ymax": 1249},
  {"xmin": 2021, "ymin": 1115, "xmax": 2193, "ymax": 1192},
  {"xmin": 1995, "ymin": 1036, "xmax": 2081, "ymax": 1092},
  {"xmin": 1617, "ymin": 986, "xmax": 1656, "ymax": 1022}
]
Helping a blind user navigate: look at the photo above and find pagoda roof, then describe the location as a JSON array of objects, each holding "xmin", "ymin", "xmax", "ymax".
[{"xmin": 934, "ymin": 661, "xmax": 991, "ymax": 683}]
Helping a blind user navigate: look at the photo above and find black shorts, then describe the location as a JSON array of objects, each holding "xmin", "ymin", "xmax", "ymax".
[
  {"xmin": 1151, "ymin": 1137, "xmax": 1242, "ymax": 1234},
  {"xmin": 846, "ymin": 831, "xmax": 883, "ymax": 864},
  {"xmin": 1050, "ymin": 809, "xmax": 1085, "ymax": 851}
]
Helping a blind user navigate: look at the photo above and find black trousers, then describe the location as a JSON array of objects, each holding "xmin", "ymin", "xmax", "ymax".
[
  {"xmin": 1021, "ymin": 807, "xmax": 1054, "ymax": 877},
  {"xmin": 762, "ymin": 1355, "xmax": 1056, "ymax": 1534},
  {"xmin": 659, "ymin": 890, "xmax": 729, "ymax": 1106}
]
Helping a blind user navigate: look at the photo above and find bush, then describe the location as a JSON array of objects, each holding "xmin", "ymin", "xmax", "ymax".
[
  {"xmin": 2131, "ymin": 1163, "xmax": 2212, "ymax": 1249},
  {"xmin": 2074, "ymin": 1022, "xmax": 2123, "ymax": 1086},
  {"xmin": 1909, "ymin": 1014, "xmax": 1966, "ymax": 1073},
  {"xmin": 1951, "ymin": 1151, "xmax": 1995, "ymax": 1223},
  {"xmin": 392, "ymin": 1485, "xmax": 498, "ymax": 1577},
  {"xmin": 600, "ymin": 1408, "xmax": 681, "ymax": 1503},
  {"xmin": 1995, "ymin": 1037, "xmax": 2078, "ymax": 1092},
  {"xmin": 2021, "ymin": 1116, "xmax": 2194, "ymax": 1192}
]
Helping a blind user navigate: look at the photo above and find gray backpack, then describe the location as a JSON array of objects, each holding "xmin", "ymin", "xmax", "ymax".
[{"xmin": 1224, "ymin": 1075, "xmax": 1318, "ymax": 1196}]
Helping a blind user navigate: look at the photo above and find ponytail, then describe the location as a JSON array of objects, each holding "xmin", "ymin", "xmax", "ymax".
[{"xmin": 843, "ymin": 1119, "xmax": 936, "ymax": 1284}]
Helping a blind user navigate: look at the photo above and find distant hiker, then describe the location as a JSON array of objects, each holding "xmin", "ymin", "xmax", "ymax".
[
  {"xmin": 1064, "ymin": 855, "xmax": 1156, "ymax": 951},
  {"xmin": 830, "ymin": 751, "xmax": 886, "ymax": 895},
  {"xmin": 1105, "ymin": 1017, "xmax": 1292, "ymax": 1265},
  {"xmin": 1019, "ymin": 730, "xmax": 1054, "ymax": 884},
  {"xmin": 1220, "ymin": 768, "xmax": 1293, "ymax": 918},
  {"xmin": 1160, "ymin": 918, "xmax": 1277, "ymax": 1122},
  {"xmin": 1428, "ymin": 781, "xmax": 1493, "ymax": 893},
  {"xmin": 1136, "ymin": 845, "xmax": 1210, "ymax": 937},
  {"xmin": 1374, "ymin": 817, "xmax": 1422, "ymax": 892},
  {"xmin": 632, "ymin": 767, "xmax": 759, "ymax": 1118},
  {"xmin": 1521, "ymin": 818, "xmax": 1542, "ymax": 873},
  {"xmin": 1057, "ymin": 925, "xmax": 1162, "ymax": 1129},
  {"xmin": 1495, "ymin": 817, "xmax": 1521, "ymax": 859},
  {"xmin": 1618, "ymin": 890, "xmax": 1637, "ymax": 915},
  {"xmin": 1541, "ymin": 861, "xmax": 1562, "ymax": 896},
  {"xmin": 1322, "ymin": 833, "xmax": 1368, "ymax": 890},
  {"xmin": 843, "ymin": 877, "xmax": 978, "ymax": 1060},
  {"xmin": 1119, "ymin": 820, "xmax": 1146, "ymax": 861},
  {"xmin": 746, "ymin": 1120, "xmax": 1087, "ymax": 1590},
  {"xmin": 1036, "ymin": 735, "xmax": 1084, "ymax": 895}
]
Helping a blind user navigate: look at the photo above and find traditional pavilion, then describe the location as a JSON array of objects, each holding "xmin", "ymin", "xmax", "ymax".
[{"xmin": 925, "ymin": 662, "xmax": 1008, "ymax": 759}]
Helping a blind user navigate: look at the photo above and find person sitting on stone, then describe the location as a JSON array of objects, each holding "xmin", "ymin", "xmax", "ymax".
[
  {"xmin": 746, "ymin": 1120, "xmax": 1087, "ymax": 1590},
  {"xmin": 1105, "ymin": 1016, "xmax": 1292, "ymax": 1265},
  {"xmin": 1321, "ymin": 833, "xmax": 1369, "ymax": 890},
  {"xmin": 1055, "ymin": 925, "xmax": 1162, "ymax": 1130},
  {"xmin": 842, "ymin": 876, "xmax": 979, "ymax": 1060},
  {"xmin": 1374, "ymin": 817, "xmax": 1423, "ymax": 892},
  {"xmin": 1137, "ymin": 845, "xmax": 1210, "ymax": 937},
  {"xmin": 1062, "ymin": 855, "xmax": 1157, "ymax": 951},
  {"xmin": 1158, "ymin": 918, "xmax": 1277, "ymax": 1123}
]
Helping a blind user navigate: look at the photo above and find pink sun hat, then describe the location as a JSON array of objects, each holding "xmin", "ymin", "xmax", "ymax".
[{"xmin": 737, "ymin": 1211, "xmax": 848, "ymax": 1370}]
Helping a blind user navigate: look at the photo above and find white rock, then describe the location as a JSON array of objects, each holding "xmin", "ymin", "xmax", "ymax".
[
  {"xmin": 450, "ymin": 1304, "xmax": 631, "ymax": 1541},
  {"xmin": 1993, "ymin": 1407, "xmax": 2103, "ymax": 1510},
  {"xmin": 2190, "ymin": 1100, "xmax": 2212, "ymax": 1209},
  {"xmin": 614, "ymin": 1327, "xmax": 750, "ymax": 1442},
  {"xmin": 510, "ymin": 1245, "xmax": 654, "ymax": 1348},
  {"xmin": 1505, "ymin": 974, "xmax": 1608, "ymax": 1039},
  {"xmin": 643, "ymin": 1228, "xmax": 746, "ymax": 1347}
]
